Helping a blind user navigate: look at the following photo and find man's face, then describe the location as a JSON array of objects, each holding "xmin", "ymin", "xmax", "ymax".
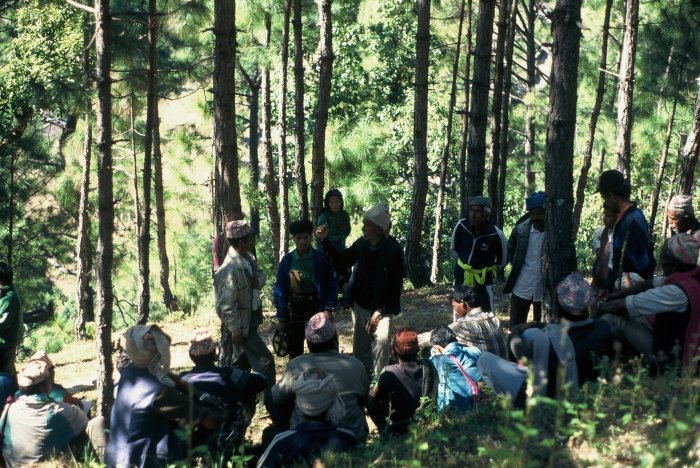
[
  {"xmin": 603, "ymin": 208, "xmax": 617, "ymax": 229},
  {"xmin": 529, "ymin": 208, "xmax": 545, "ymax": 231},
  {"xmin": 666, "ymin": 209, "xmax": 690, "ymax": 233},
  {"xmin": 362, "ymin": 219, "xmax": 384, "ymax": 244},
  {"xmin": 292, "ymin": 233, "xmax": 312, "ymax": 254},
  {"xmin": 452, "ymin": 298, "xmax": 468, "ymax": 318},
  {"xmin": 242, "ymin": 234, "xmax": 256, "ymax": 252},
  {"xmin": 469, "ymin": 205, "xmax": 487, "ymax": 228},
  {"xmin": 600, "ymin": 193, "xmax": 619, "ymax": 211}
]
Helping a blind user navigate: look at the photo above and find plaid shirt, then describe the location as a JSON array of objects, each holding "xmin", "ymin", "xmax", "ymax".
[{"xmin": 448, "ymin": 308, "xmax": 508, "ymax": 359}]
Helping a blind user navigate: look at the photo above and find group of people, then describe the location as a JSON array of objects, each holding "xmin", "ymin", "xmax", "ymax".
[{"xmin": 1, "ymin": 169, "xmax": 699, "ymax": 466}]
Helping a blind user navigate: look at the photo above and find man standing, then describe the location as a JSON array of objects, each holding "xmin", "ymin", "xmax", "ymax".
[
  {"xmin": 504, "ymin": 192, "xmax": 546, "ymax": 327},
  {"xmin": 450, "ymin": 196, "xmax": 507, "ymax": 311},
  {"xmin": 666, "ymin": 194, "xmax": 700, "ymax": 239},
  {"xmin": 214, "ymin": 220, "xmax": 275, "ymax": 385},
  {"xmin": 316, "ymin": 203, "xmax": 405, "ymax": 377},
  {"xmin": 0, "ymin": 262, "xmax": 22, "ymax": 379},
  {"xmin": 596, "ymin": 170, "xmax": 656, "ymax": 291}
]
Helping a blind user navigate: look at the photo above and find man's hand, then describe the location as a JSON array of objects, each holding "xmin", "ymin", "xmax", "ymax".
[
  {"xmin": 277, "ymin": 321, "xmax": 288, "ymax": 334},
  {"xmin": 316, "ymin": 224, "xmax": 329, "ymax": 241},
  {"xmin": 231, "ymin": 334, "xmax": 243, "ymax": 345},
  {"xmin": 365, "ymin": 310, "xmax": 382, "ymax": 335}
]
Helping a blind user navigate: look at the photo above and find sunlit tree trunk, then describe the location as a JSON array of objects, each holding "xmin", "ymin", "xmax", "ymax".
[
  {"xmin": 458, "ymin": 0, "xmax": 473, "ymax": 218},
  {"xmin": 678, "ymin": 75, "xmax": 700, "ymax": 195},
  {"xmin": 431, "ymin": 0, "xmax": 465, "ymax": 284},
  {"xmin": 614, "ymin": 0, "xmax": 639, "ymax": 178},
  {"xmin": 94, "ymin": 0, "xmax": 115, "ymax": 418},
  {"xmin": 648, "ymin": 97, "xmax": 677, "ymax": 236},
  {"xmin": 543, "ymin": 0, "xmax": 581, "ymax": 320},
  {"xmin": 572, "ymin": 0, "xmax": 613, "ymax": 238},
  {"xmin": 465, "ymin": 0, "xmax": 496, "ymax": 197},
  {"xmin": 75, "ymin": 121, "xmax": 92, "ymax": 339},
  {"xmin": 293, "ymin": 0, "xmax": 308, "ymax": 220},
  {"xmin": 278, "ymin": 0, "xmax": 291, "ymax": 254},
  {"xmin": 239, "ymin": 65, "xmax": 262, "ymax": 237},
  {"xmin": 310, "ymin": 0, "xmax": 334, "ymax": 221},
  {"xmin": 405, "ymin": 0, "xmax": 431, "ymax": 288}
]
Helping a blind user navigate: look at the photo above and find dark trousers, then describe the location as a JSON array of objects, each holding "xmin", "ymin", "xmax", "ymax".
[
  {"xmin": 509, "ymin": 294, "xmax": 542, "ymax": 328},
  {"xmin": 288, "ymin": 298, "xmax": 317, "ymax": 359},
  {"xmin": 474, "ymin": 284, "xmax": 492, "ymax": 312}
]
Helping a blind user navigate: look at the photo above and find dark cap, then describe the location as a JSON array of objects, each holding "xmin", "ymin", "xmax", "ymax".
[{"xmin": 596, "ymin": 170, "xmax": 628, "ymax": 196}]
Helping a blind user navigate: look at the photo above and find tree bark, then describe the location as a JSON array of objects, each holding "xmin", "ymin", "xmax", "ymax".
[
  {"xmin": 431, "ymin": 0, "xmax": 465, "ymax": 284},
  {"xmin": 458, "ymin": 0, "xmax": 473, "ymax": 219},
  {"xmin": 614, "ymin": 0, "xmax": 639, "ymax": 178},
  {"xmin": 678, "ymin": 75, "xmax": 700, "ymax": 195},
  {"xmin": 523, "ymin": 0, "xmax": 537, "ymax": 196},
  {"xmin": 496, "ymin": 0, "xmax": 519, "ymax": 229},
  {"xmin": 543, "ymin": 0, "xmax": 581, "ymax": 320},
  {"xmin": 310, "ymin": 0, "xmax": 334, "ymax": 222},
  {"xmin": 278, "ymin": 0, "xmax": 291, "ymax": 255},
  {"xmin": 75, "ymin": 122, "xmax": 92, "ymax": 340},
  {"xmin": 94, "ymin": 0, "xmax": 115, "ymax": 418},
  {"xmin": 7, "ymin": 152, "xmax": 15, "ymax": 265},
  {"xmin": 240, "ymin": 66, "xmax": 261, "ymax": 237},
  {"xmin": 648, "ymin": 97, "xmax": 677, "ymax": 236},
  {"xmin": 262, "ymin": 11, "xmax": 281, "ymax": 265},
  {"xmin": 293, "ymin": 0, "xmax": 309, "ymax": 220},
  {"xmin": 572, "ymin": 0, "xmax": 613, "ymax": 238},
  {"xmin": 213, "ymin": 0, "xmax": 242, "ymax": 234},
  {"xmin": 487, "ymin": 0, "xmax": 510, "ymax": 221},
  {"xmin": 405, "ymin": 0, "xmax": 431, "ymax": 288},
  {"xmin": 465, "ymin": 0, "xmax": 496, "ymax": 197}
]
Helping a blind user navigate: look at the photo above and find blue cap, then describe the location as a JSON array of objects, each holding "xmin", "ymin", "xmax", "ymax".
[{"xmin": 526, "ymin": 191, "xmax": 545, "ymax": 211}]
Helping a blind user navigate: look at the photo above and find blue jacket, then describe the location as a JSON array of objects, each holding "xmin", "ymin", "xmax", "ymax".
[
  {"xmin": 431, "ymin": 342, "xmax": 482, "ymax": 412},
  {"xmin": 273, "ymin": 249, "xmax": 339, "ymax": 320},
  {"xmin": 450, "ymin": 219, "xmax": 507, "ymax": 286},
  {"xmin": 604, "ymin": 204, "xmax": 656, "ymax": 290}
]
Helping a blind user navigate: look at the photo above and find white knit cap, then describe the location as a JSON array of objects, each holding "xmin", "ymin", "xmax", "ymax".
[
  {"xmin": 667, "ymin": 195, "xmax": 694, "ymax": 216},
  {"xmin": 292, "ymin": 368, "xmax": 345, "ymax": 424},
  {"xmin": 364, "ymin": 203, "xmax": 391, "ymax": 233}
]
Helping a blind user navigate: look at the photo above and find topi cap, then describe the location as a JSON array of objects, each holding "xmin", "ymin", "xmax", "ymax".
[
  {"xmin": 226, "ymin": 220, "xmax": 251, "ymax": 239},
  {"xmin": 18, "ymin": 360, "xmax": 51, "ymax": 387},
  {"xmin": 29, "ymin": 350, "xmax": 54, "ymax": 369},
  {"xmin": 556, "ymin": 272, "xmax": 593, "ymax": 315},
  {"xmin": 667, "ymin": 195, "xmax": 694, "ymax": 216},
  {"xmin": 469, "ymin": 196, "xmax": 492, "ymax": 210},
  {"xmin": 526, "ymin": 191, "xmax": 545, "ymax": 211},
  {"xmin": 305, "ymin": 312, "xmax": 336, "ymax": 344},
  {"xmin": 666, "ymin": 233, "xmax": 700, "ymax": 266},
  {"xmin": 364, "ymin": 203, "xmax": 391, "ymax": 233},
  {"xmin": 189, "ymin": 329, "xmax": 217, "ymax": 357}
]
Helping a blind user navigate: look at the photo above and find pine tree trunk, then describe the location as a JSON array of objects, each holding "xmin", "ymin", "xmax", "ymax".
[
  {"xmin": 153, "ymin": 102, "xmax": 176, "ymax": 311},
  {"xmin": 137, "ymin": 0, "xmax": 158, "ymax": 325},
  {"xmin": 458, "ymin": 0, "xmax": 473, "ymax": 219},
  {"xmin": 431, "ymin": 0, "xmax": 466, "ymax": 284},
  {"xmin": 465, "ymin": 0, "xmax": 496, "ymax": 197},
  {"xmin": 75, "ymin": 122, "xmax": 92, "ymax": 340},
  {"xmin": 213, "ymin": 0, "xmax": 241, "ymax": 234},
  {"xmin": 278, "ymin": 0, "xmax": 291, "ymax": 255},
  {"xmin": 678, "ymin": 75, "xmax": 700, "ymax": 195},
  {"xmin": 240, "ymin": 67, "xmax": 261, "ymax": 237},
  {"xmin": 648, "ymin": 97, "xmax": 677, "ymax": 236},
  {"xmin": 405, "ymin": 0, "xmax": 431, "ymax": 288},
  {"xmin": 263, "ymin": 11, "xmax": 281, "ymax": 265},
  {"xmin": 487, "ymin": 0, "xmax": 510, "ymax": 220},
  {"xmin": 293, "ymin": 0, "xmax": 308, "ymax": 220},
  {"xmin": 543, "ymin": 0, "xmax": 582, "ymax": 320},
  {"xmin": 523, "ymin": 0, "xmax": 537, "ymax": 196},
  {"xmin": 7, "ymin": 152, "xmax": 15, "ymax": 266},
  {"xmin": 495, "ymin": 0, "xmax": 519, "ymax": 229},
  {"xmin": 310, "ymin": 0, "xmax": 334, "ymax": 222},
  {"xmin": 94, "ymin": 0, "xmax": 115, "ymax": 418},
  {"xmin": 572, "ymin": 0, "xmax": 613, "ymax": 238},
  {"xmin": 614, "ymin": 0, "xmax": 639, "ymax": 178}
]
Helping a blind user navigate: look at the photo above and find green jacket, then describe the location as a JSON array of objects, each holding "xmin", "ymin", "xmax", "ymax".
[{"xmin": 0, "ymin": 285, "xmax": 23, "ymax": 347}]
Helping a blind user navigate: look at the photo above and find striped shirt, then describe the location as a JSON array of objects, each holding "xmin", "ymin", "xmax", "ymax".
[{"xmin": 448, "ymin": 308, "xmax": 508, "ymax": 359}]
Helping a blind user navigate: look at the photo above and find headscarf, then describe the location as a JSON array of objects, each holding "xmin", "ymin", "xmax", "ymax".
[
  {"xmin": 364, "ymin": 203, "xmax": 391, "ymax": 234},
  {"xmin": 123, "ymin": 325, "xmax": 174, "ymax": 386},
  {"xmin": 292, "ymin": 368, "xmax": 345, "ymax": 424}
]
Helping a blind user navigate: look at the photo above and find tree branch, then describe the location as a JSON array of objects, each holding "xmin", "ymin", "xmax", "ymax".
[{"xmin": 64, "ymin": 0, "xmax": 95, "ymax": 14}]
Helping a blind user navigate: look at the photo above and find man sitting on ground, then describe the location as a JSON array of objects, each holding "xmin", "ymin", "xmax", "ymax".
[
  {"xmin": 257, "ymin": 368, "xmax": 357, "ymax": 467},
  {"xmin": 478, "ymin": 273, "xmax": 615, "ymax": 406},
  {"xmin": 179, "ymin": 329, "xmax": 267, "ymax": 453},
  {"xmin": 269, "ymin": 312, "xmax": 369, "ymax": 441},
  {"xmin": 418, "ymin": 286, "xmax": 507, "ymax": 358},
  {"xmin": 666, "ymin": 194, "xmax": 700, "ymax": 239},
  {"xmin": 23, "ymin": 350, "xmax": 83, "ymax": 409},
  {"xmin": 1, "ymin": 360, "xmax": 88, "ymax": 465},
  {"xmin": 368, "ymin": 328, "xmax": 434, "ymax": 434}
]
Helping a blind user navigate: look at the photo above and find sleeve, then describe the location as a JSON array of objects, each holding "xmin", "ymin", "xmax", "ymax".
[
  {"xmin": 316, "ymin": 211, "xmax": 328, "ymax": 228},
  {"xmin": 0, "ymin": 292, "xmax": 16, "ymax": 330},
  {"xmin": 56, "ymin": 401, "xmax": 89, "ymax": 436},
  {"xmin": 367, "ymin": 373, "xmax": 390, "ymax": 430},
  {"xmin": 270, "ymin": 369, "xmax": 295, "ymax": 405},
  {"xmin": 495, "ymin": 226, "xmax": 508, "ymax": 269},
  {"xmin": 153, "ymin": 387, "xmax": 219, "ymax": 423},
  {"xmin": 316, "ymin": 252, "xmax": 339, "ymax": 311},
  {"xmin": 450, "ymin": 221, "xmax": 462, "ymax": 260},
  {"xmin": 273, "ymin": 255, "xmax": 291, "ymax": 320},
  {"xmin": 622, "ymin": 216, "xmax": 653, "ymax": 274},
  {"xmin": 212, "ymin": 235, "xmax": 222, "ymax": 272},
  {"xmin": 321, "ymin": 237, "xmax": 359, "ymax": 270},
  {"xmin": 250, "ymin": 255, "xmax": 266, "ymax": 289},
  {"xmin": 417, "ymin": 330, "xmax": 432, "ymax": 348},
  {"xmin": 216, "ymin": 269, "xmax": 243, "ymax": 336},
  {"xmin": 625, "ymin": 285, "xmax": 688, "ymax": 317},
  {"xmin": 384, "ymin": 243, "xmax": 405, "ymax": 315},
  {"xmin": 342, "ymin": 211, "xmax": 352, "ymax": 237},
  {"xmin": 506, "ymin": 227, "xmax": 517, "ymax": 265}
]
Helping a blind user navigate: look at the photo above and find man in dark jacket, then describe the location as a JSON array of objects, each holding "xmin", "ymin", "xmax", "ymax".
[
  {"xmin": 504, "ymin": 192, "xmax": 546, "ymax": 326},
  {"xmin": 274, "ymin": 219, "xmax": 339, "ymax": 358},
  {"xmin": 0, "ymin": 262, "xmax": 22, "ymax": 378},
  {"xmin": 316, "ymin": 203, "xmax": 405, "ymax": 377},
  {"xmin": 450, "ymin": 196, "xmax": 507, "ymax": 311}
]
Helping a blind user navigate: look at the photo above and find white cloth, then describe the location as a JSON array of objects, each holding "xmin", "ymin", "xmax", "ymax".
[
  {"xmin": 625, "ymin": 284, "xmax": 688, "ymax": 317},
  {"xmin": 512, "ymin": 225, "xmax": 544, "ymax": 302}
]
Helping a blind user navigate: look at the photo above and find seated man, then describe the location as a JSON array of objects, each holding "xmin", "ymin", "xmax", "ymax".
[
  {"xmin": 597, "ymin": 233, "xmax": 700, "ymax": 373},
  {"xmin": 478, "ymin": 273, "xmax": 615, "ymax": 406},
  {"xmin": 269, "ymin": 313, "xmax": 369, "ymax": 441},
  {"xmin": 258, "ymin": 368, "xmax": 357, "ymax": 467},
  {"xmin": 23, "ymin": 350, "xmax": 83, "ymax": 409},
  {"xmin": 418, "ymin": 286, "xmax": 507, "ymax": 358},
  {"xmin": 105, "ymin": 325, "xmax": 226, "ymax": 467},
  {"xmin": 429, "ymin": 326, "xmax": 482, "ymax": 413},
  {"xmin": 1, "ymin": 360, "xmax": 88, "ymax": 465},
  {"xmin": 368, "ymin": 328, "xmax": 434, "ymax": 434},
  {"xmin": 179, "ymin": 329, "xmax": 267, "ymax": 453}
]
